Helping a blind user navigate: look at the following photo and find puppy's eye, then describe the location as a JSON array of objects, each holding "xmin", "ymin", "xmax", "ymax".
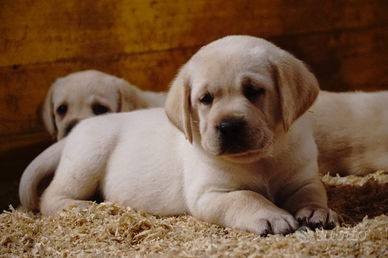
[
  {"xmin": 199, "ymin": 94, "xmax": 214, "ymax": 105},
  {"xmin": 92, "ymin": 104, "xmax": 110, "ymax": 115},
  {"xmin": 244, "ymin": 84, "xmax": 265, "ymax": 100},
  {"xmin": 56, "ymin": 104, "xmax": 68, "ymax": 116}
]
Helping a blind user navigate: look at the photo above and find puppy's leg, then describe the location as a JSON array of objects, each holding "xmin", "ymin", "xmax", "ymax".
[
  {"xmin": 19, "ymin": 139, "xmax": 66, "ymax": 211},
  {"xmin": 192, "ymin": 190, "xmax": 299, "ymax": 235},
  {"xmin": 280, "ymin": 178, "xmax": 341, "ymax": 229},
  {"xmin": 40, "ymin": 135, "xmax": 113, "ymax": 215},
  {"xmin": 40, "ymin": 157, "xmax": 103, "ymax": 215}
]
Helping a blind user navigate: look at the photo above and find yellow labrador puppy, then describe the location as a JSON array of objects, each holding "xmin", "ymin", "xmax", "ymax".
[
  {"xmin": 23, "ymin": 36, "xmax": 339, "ymax": 235},
  {"xmin": 43, "ymin": 70, "xmax": 166, "ymax": 140},
  {"xmin": 311, "ymin": 90, "xmax": 388, "ymax": 176},
  {"xmin": 19, "ymin": 70, "xmax": 166, "ymax": 210}
]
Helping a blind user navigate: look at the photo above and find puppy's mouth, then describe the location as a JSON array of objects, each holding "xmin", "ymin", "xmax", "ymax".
[
  {"xmin": 203, "ymin": 118, "xmax": 274, "ymax": 162},
  {"xmin": 226, "ymin": 149, "xmax": 262, "ymax": 158},
  {"xmin": 221, "ymin": 148, "xmax": 271, "ymax": 163},
  {"xmin": 218, "ymin": 138, "xmax": 273, "ymax": 163},
  {"xmin": 219, "ymin": 132, "xmax": 273, "ymax": 156}
]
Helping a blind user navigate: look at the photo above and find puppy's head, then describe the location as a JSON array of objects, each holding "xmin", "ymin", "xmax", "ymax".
[
  {"xmin": 166, "ymin": 36, "xmax": 319, "ymax": 163},
  {"xmin": 42, "ymin": 70, "xmax": 148, "ymax": 140}
]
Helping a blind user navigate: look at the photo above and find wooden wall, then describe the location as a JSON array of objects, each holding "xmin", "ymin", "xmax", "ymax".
[{"xmin": 1, "ymin": 0, "xmax": 388, "ymax": 165}]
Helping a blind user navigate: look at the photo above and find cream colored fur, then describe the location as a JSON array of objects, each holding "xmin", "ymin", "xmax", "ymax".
[
  {"xmin": 311, "ymin": 90, "xmax": 388, "ymax": 176},
  {"xmin": 42, "ymin": 70, "xmax": 166, "ymax": 140},
  {"xmin": 20, "ymin": 36, "xmax": 339, "ymax": 235},
  {"xmin": 19, "ymin": 70, "xmax": 166, "ymax": 210}
]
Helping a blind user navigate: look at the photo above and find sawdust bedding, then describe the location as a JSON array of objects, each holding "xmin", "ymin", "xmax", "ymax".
[{"xmin": 1, "ymin": 171, "xmax": 388, "ymax": 257}]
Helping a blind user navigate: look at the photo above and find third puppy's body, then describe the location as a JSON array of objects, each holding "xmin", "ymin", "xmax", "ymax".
[
  {"xmin": 24, "ymin": 35, "xmax": 339, "ymax": 235},
  {"xmin": 311, "ymin": 90, "xmax": 388, "ymax": 176}
]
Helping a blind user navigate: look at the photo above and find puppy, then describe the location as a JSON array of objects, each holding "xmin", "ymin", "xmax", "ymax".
[
  {"xmin": 311, "ymin": 90, "xmax": 388, "ymax": 176},
  {"xmin": 42, "ymin": 70, "xmax": 166, "ymax": 140},
  {"xmin": 23, "ymin": 36, "xmax": 339, "ymax": 235},
  {"xmin": 19, "ymin": 70, "xmax": 166, "ymax": 210}
]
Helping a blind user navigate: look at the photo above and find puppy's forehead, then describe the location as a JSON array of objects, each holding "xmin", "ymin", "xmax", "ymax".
[
  {"xmin": 52, "ymin": 74, "xmax": 120, "ymax": 106},
  {"xmin": 187, "ymin": 38, "xmax": 274, "ymax": 94}
]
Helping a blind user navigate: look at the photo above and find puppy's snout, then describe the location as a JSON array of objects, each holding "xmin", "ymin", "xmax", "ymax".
[
  {"xmin": 217, "ymin": 119, "xmax": 245, "ymax": 138},
  {"xmin": 65, "ymin": 120, "xmax": 79, "ymax": 137}
]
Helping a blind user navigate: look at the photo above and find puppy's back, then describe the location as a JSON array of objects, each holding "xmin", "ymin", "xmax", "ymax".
[{"xmin": 311, "ymin": 90, "xmax": 388, "ymax": 175}]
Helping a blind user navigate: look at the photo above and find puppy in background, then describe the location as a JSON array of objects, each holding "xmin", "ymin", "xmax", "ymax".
[
  {"xmin": 19, "ymin": 70, "xmax": 166, "ymax": 210},
  {"xmin": 43, "ymin": 70, "xmax": 166, "ymax": 140},
  {"xmin": 22, "ymin": 36, "xmax": 339, "ymax": 235},
  {"xmin": 311, "ymin": 90, "xmax": 388, "ymax": 176}
]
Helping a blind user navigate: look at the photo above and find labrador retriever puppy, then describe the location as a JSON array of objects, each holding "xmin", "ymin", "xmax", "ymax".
[
  {"xmin": 18, "ymin": 70, "xmax": 166, "ymax": 210},
  {"xmin": 23, "ymin": 36, "xmax": 339, "ymax": 235},
  {"xmin": 311, "ymin": 90, "xmax": 388, "ymax": 176},
  {"xmin": 43, "ymin": 70, "xmax": 166, "ymax": 140}
]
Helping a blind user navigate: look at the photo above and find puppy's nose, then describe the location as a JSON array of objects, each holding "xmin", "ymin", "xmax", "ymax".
[
  {"xmin": 65, "ymin": 120, "xmax": 79, "ymax": 137},
  {"xmin": 217, "ymin": 119, "xmax": 245, "ymax": 138}
]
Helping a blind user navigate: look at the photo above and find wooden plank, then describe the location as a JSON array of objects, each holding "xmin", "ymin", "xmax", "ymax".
[
  {"xmin": 0, "ymin": 47, "xmax": 196, "ymax": 137},
  {"xmin": 1, "ymin": 0, "xmax": 387, "ymax": 67},
  {"xmin": 271, "ymin": 26, "xmax": 388, "ymax": 92}
]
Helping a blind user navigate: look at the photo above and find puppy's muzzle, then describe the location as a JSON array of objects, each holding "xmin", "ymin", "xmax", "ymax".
[
  {"xmin": 65, "ymin": 120, "xmax": 79, "ymax": 137},
  {"xmin": 217, "ymin": 119, "xmax": 245, "ymax": 137},
  {"xmin": 217, "ymin": 118, "xmax": 248, "ymax": 154}
]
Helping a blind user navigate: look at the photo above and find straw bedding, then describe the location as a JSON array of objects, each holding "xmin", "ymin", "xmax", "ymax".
[{"xmin": 1, "ymin": 171, "xmax": 388, "ymax": 257}]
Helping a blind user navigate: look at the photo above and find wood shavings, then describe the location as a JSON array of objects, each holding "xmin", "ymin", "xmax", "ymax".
[
  {"xmin": 1, "ymin": 171, "xmax": 388, "ymax": 257},
  {"xmin": 321, "ymin": 170, "xmax": 388, "ymax": 186}
]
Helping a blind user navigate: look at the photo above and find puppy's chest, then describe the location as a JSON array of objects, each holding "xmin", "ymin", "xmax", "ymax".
[
  {"xmin": 241, "ymin": 176, "xmax": 281, "ymax": 203},
  {"xmin": 237, "ymin": 165, "xmax": 290, "ymax": 204}
]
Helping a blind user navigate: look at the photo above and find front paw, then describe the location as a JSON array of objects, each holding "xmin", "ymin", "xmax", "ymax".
[
  {"xmin": 253, "ymin": 210, "xmax": 299, "ymax": 235},
  {"xmin": 295, "ymin": 207, "xmax": 341, "ymax": 230}
]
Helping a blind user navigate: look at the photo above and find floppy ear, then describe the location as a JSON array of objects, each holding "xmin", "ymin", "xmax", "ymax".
[
  {"xmin": 165, "ymin": 67, "xmax": 193, "ymax": 144},
  {"xmin": 117, "ymin": 80, "xmax": 149, "ymax": 111},
  {"xmin": 271, "ymin": 53, "xmax": 319, "ymax": 132},
  {"xmin": 42, "ymin": 81, "xmax": 58, "ymax": 139}
]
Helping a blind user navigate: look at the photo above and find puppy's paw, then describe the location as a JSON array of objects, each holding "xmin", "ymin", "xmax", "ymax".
[
  {"xmin": 254, "ymin": 210, "xmax": 299, "ymax": 235},
  {"xmin": 295, "ymin": 207, "xmax": 341, "ymax": 230}
]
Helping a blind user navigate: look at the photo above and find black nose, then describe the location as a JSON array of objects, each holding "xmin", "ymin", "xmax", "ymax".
[
  {"xmin": 65, "ymin": 120, "xmax": 78, "ymax": 137},
  {"xmin": 217, "ymin": 119, "xmax": 245, "ymax": 138}
]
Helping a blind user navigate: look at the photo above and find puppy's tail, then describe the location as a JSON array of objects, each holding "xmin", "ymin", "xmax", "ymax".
[{"xmin": 19, "ymin": 139, "xmax": 66, "ymax": 211}]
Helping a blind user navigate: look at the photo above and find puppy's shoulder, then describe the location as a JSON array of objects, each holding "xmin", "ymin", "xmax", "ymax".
[
  {"xmin": 287, "ymin": 113, "xmax": 315, "ymax": 143},
  {"xmin": 283, "ymin": 113, "xmax": 317, "ymax": 161}
]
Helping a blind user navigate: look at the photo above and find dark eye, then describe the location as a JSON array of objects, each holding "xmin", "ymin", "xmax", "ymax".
[
  {"xmin": 244, "ymin": 83, "xmax": 265, "ymax": 100},
  {"xmin": 56, "ymin": 104, "xmax": 68, "ymax": 116},
  {"xmin": 92, "ymin": 104, "xmax": 110, "ymax": 115},
  {"xmin": 199, "ymin": 94, "xmax": 214, "ymax": 105}
]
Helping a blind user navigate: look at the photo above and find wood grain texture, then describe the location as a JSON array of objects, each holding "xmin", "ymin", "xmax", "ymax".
[
  {"xmin": 1, "ymin": 0, "xmax": 388, "ymax": 148},
  {"xmin": 2, "ymin": 0, "xmax": 388, "ymax": 66},
  {"xmin": 0, "ymin": 48, "xmax": 196, "ymax": 142}
]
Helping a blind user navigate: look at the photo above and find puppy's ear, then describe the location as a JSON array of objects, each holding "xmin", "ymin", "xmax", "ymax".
[
  {"xmin": 271, "ymin": 53, "xmax": 319, "ymax": 131},
  {"xmin": 42, "ymin": 80, "xmax": 58, "ymax": 139},
  {"xmin": 165, "ymin": 68, "xmax": 193, "ymax": 143},
  {"xmin": 117, "ymin": 80, "xmax": 149, "ymax": 111}
]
